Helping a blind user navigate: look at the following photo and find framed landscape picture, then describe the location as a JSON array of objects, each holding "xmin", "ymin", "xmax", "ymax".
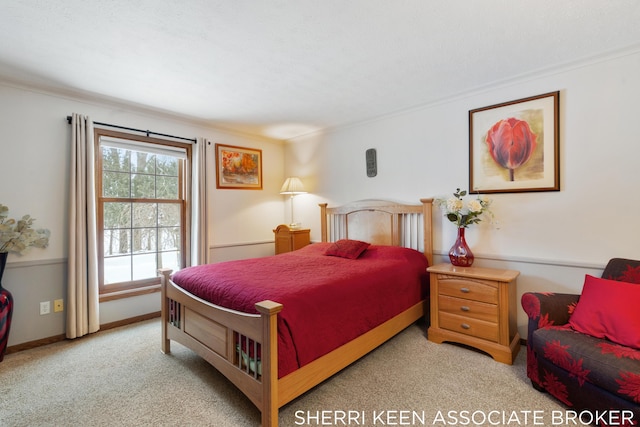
[
  {"xmin": 469, "ymin": 91, "xmax": 560, "ymax": 193},
  {"xmin": 215, "ymin": 143, "xmax": 262, "ymax": 190}
]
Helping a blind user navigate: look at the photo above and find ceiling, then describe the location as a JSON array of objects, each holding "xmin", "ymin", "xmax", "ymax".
[{"xmin": 2, "ymin": 1, "xmax": 640, "ymax": 140}]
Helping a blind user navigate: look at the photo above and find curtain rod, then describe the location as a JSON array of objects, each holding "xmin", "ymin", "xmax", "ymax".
[{"xmin": 65, "ymin": 116, "xmax": 197, "ymax": 143}]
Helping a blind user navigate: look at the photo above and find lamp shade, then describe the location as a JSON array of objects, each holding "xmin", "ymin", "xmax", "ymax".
[{"xmin": 279, "ymin": 177, "xmax": 307, "ymax": 195}]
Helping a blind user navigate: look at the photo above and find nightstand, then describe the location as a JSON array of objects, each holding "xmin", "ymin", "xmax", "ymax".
[
  {"xmin": 427, "ymin": 263, "xmax": 520, "ymax": 364},
  {"xmin": 273, "ymin": 225, "xmax": 310, "ymax": 254}
]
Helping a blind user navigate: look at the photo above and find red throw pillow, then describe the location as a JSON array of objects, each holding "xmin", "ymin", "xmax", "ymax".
[
  {"xmin": 569, "ymin": 274, "xmax": 640, "ymax": 349},
  {"xmin": 325, "ymin": 239, "xmax": 370, "ymax": 259}
]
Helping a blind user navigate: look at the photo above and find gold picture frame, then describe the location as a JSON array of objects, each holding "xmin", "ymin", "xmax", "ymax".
[
  {"xmin": 215, "ymin": 144, "xmax": 263, "ymax": 190},
  {"xmin": 469, "ymin": 91, "xmax": 560, "ymax": 194}
]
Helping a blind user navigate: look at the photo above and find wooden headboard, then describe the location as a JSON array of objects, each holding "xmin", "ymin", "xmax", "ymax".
[{"xmin": 319, "ymin": 198, "xmax": 433, "ymax": 265}]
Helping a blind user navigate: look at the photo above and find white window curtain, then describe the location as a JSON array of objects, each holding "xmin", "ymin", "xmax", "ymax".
[
  {"xmin": 67, "ymin": 113, "xmax": 100, "ymax": 339},
  {"xmin": 190, "ymin": 138, "xmax": 210, "ymax": 266}
]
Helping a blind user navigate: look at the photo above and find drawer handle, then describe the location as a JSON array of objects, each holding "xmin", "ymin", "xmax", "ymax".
[
  {"xmin": 461, "ymin": 323, "xmax": 471, "ymax": 330},
  {"xmin": 460, "ymin": 306, "xmax": 470, "ymax": 312},
  {"xmin": 460, "ymin": 287, "xmax": 470, "ymax": 293}
]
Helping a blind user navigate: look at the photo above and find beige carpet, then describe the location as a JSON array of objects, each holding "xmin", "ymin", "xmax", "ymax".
[{"xmin": 0, "ymin": 319, "xmax": 567, "ymax": 426}]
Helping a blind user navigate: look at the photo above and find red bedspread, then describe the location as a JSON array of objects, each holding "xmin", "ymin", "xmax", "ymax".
[{"xmin": 170, "ymin": 242, "xmax": 429, "ymax": 378}]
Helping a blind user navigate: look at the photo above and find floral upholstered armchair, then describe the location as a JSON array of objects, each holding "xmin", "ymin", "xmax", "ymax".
[{"xmin": 521, "ymin": 258, "xmax": 640, "ymax": 422}]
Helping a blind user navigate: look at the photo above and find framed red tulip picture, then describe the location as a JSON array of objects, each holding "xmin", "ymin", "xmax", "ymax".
[{"xmin": 469, "ymin": 91, "xmax": 560, "ymax": 193}]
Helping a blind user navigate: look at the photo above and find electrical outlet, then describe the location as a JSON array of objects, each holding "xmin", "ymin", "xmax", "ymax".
[
  {"xmin": 54, "ymin": 299, "xmax": 64, "ymax": 313},
  {"xmin": 40, "ymin": 301, "xmax": 51, "ymax": 315}
]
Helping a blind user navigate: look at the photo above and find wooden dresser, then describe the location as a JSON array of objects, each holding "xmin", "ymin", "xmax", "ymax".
[
  {"xmin": 427, "ymin": 263, "xmax": 520, "ymax": 364},
  {"xmin": 273, "ymin": 224, "xmax": 310, "ymax": 254}
]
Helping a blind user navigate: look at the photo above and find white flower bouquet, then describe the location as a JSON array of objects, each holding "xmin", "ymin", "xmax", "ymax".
[
  {"xmin": 435, "ymin": 188, "xmax": 492, "ymax": 228},
  {"xmin": 0, "ymin": 204, "xmax": 50, "ymax": 255}
]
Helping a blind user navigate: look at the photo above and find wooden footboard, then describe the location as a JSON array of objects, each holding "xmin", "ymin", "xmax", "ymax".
[{"xmin": 159, "ymin": 269, "xmax": 282, "ymax": 426}]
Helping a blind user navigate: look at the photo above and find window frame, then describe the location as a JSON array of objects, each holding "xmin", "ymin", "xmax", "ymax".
[{"xmin": 95, "ymin": 128, "xmax": 191, "ymax": 297}]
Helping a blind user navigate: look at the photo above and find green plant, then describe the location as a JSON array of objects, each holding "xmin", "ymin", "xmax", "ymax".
[
  {"xmin": 435, "ymin": 188, "xmax": 492, "ymax": 228},
  {"xmin": 0, "ymin": 204, "xmax": 50, "ymax": 255}
]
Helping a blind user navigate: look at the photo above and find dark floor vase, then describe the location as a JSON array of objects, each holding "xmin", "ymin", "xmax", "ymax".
[
  {"xmin": 0, "ymin": 252, "xmax": 13, "ymax": 362},
  {"xmin": 449, "ymin": 227, "xmax": 474, "ymax": 267}
]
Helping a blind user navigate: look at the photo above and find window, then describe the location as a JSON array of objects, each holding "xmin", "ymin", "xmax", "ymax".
[{"xmin": 96, "ymin": 129, "xmax": 191, "ymax": 296}]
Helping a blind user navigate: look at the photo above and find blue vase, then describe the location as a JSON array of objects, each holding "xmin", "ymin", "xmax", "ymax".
[{"xmin": 0, "ymin": 252, "xmax": 13, "ymax": 362}]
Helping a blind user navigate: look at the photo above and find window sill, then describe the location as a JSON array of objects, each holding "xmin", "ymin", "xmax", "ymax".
[{"xmin": 99, "ymin": 284, "xmax": 161, "ymax": 302}]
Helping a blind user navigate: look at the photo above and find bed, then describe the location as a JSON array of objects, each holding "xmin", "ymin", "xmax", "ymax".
[{"xmin": 159, "ymin": 198, "xmax": 434, "ymax": 427}]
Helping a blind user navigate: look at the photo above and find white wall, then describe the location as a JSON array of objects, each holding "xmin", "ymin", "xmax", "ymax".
[
  {"xmin": 0, "ymin": 82, "xmax": 286, "ymax": 346},
  {"xmin": 284, "ymin": 47, "xmax": 640, "ymax": 340}
]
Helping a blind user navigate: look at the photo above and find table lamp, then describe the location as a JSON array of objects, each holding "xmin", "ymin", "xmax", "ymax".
[{"xmin": 280, "ymin": 177, "xmax": 307, "ymax": 229}]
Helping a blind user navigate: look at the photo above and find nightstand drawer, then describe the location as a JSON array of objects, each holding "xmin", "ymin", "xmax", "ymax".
[
  {"xmin": 439, "ymin": 312, "xmax": 499, "ymax": 342},
  {"xmin": 438, "ymin": 277, "xmax": 498, "ymax": 304},
  {"xmin": 438, "ymin": 295, "xmax": 498, "ymax": 323}
]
